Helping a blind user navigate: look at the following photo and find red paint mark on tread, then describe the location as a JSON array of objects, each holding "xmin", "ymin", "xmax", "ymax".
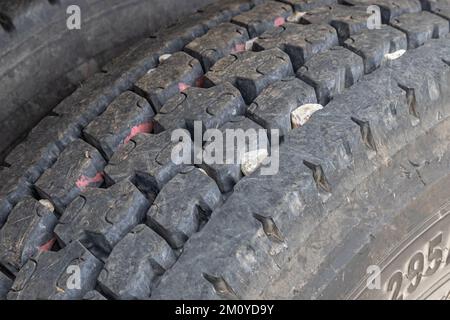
[
  {"xmin": 178, "ymin": 82, "xmax": 190, "ymax": 92},
  {"xmin": 124, "ymin": 122, "xmax": 153, "ymax": 144},
  {"xmin": 232, "ymin": 43, "xmax": 246, "ymax": 53},
  {"xmin": 274, "ymin": 17, "xmax": 285, "ymax": 27},
  {"xmin": 39, "ymin": 238, "xmax": 56, "ymax": 252},
  {"xmin": 76, "ymin": 172, "xmax": 104, "ymax": 190}
]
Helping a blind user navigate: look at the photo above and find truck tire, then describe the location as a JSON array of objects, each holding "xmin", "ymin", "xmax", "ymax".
[
  {"xmin": 0, "ymin": 0, "xmax": 217, "ymax": 159},
  {"xmin": 1, "ymin": 0, "xmax": 450, "ymax": 300}
]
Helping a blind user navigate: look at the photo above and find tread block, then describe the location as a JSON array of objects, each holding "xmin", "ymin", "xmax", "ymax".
[
  {"xmin": 390, "ymin": 11, "xmax": 450, "ymax": 49},
  {"xmin": 185, "ymin": 23, "xmax": 250, "ymax": 71},
  {"xmin": 83, "ymin": 91, "xmax": 155, "ymax": 160},
  {"xmin": 104, "ymin": 132, "xmax": 191, "ymax": 197},
  {"xmin": 102, "ymin": 39, "xmax": 160, "ymax": 89},
  {"xmin": 300, "ymin": 4, "xmax": 371, "ymax": 41},
  {"xmin": 35, "ymin": 139, "xmax": 106, "ymax": 214},
  {"xmin": 344, "ymin": 25, "xmax": 407, "ymax": 73},
  {"xmin": 247, "ymin": 77, "xmax": 317, "ymax": 136},
  {"xmin": 426, "ymin": 0, "xmax": 450, "ymax": 20},
  {"xmin": 8, "ymin": 241, "xmax": 102, "ymax": 300},
  {"xmin": 98, "ymin": 224, "xmax": 176, "ymax": 300},
  {"xmin": 199, "ymin": 117, "xmax": 268, "ymax": 193},
  {"xmin": 0, "ymin": 198, "xmax": 57, "ymax": 273},
  {"xmin": 55, "ymin": 180, "xmax": 150, "ymax": 256},
  {"xmin": 147, "ymin": 168, "xmax": 222, "ymax": 249},
  {"xmin": 304, "ymin": 70, "xmax": 412, "ymax": 160},
  {"xmin": 154, "ymin": 83, "xmax": 246, "ymax": 133},
  {"xmin": 204, "ymin": 48, "xmax": 294, "ymax": 103},
  {"xmin": 296, "ymin": 46, "xmax": 364, "ymax": 105},
  {"xmin": 344, "ymin": 0, "xmax": 422, "ymax": 23},
  {"xmin": 0, "ymin": 271, "xmax": 12, "ymax": 300},
  {"xmin": 279, "ymin": 0, "xmax": 338, "ymax": 11},
  {"xmin": 253, "ymin": 23, "xmax": 339, "ymax": 70},
  {"xmin": 134, "ymin": 52, "xmax": 204, "ymax": 112},
  {"xmin": 52, "ymin": 73, "xmax": 124, "ymax": 128},
  {"xmin": 83, "ymin": 290, "xmax": 107, "ymax": 300},
  {"xmin": 196, "ymin": 0, "xmax": 254, "ymax": 29},
  {"xmin": 380, "ymin": 42, "xmax": 450, "ymax": 128},
  {"xmin": 152, "ymin": 15, "xmax": 209, "ymax": 55},
  {"xmin": 231, "ymin": 1, "xmax": 293, "ymax": 38},
  {"xmin": 5, "ymin": 115, "xmax": 80, "ymax": 183}
]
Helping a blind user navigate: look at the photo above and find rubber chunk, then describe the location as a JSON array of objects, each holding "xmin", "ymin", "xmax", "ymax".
[
  {"xmin": 35, "ymin": 139, "xmax": 106, "ymax": 214},
  {"xmin": 5, "ymin": 115, "xmax": 80, "ymax": 183},
  {"xmin": 377, "ymin": 42, "xmax": 450, "ymax": 129},
  {"xmin": 195, "ymin": 0, "xmax": 254, "ymax": 29},
  {"xmin": 344, "ymin": 0, "xmax": 422, "ymax": 23},
  {"xmin": 134, "ymin": 52, "xmax": 204, "ymax": 112},
  {"xmin": 204, "ymin": 48, "xmax": 294, "ymax": 103},
  {"xmin": 199, "ymin": 117, "xmax": 268, "ymax": 192},
  {"xmin": 52, "ymin": 72, "xmax": 125, "ymax": 129},
  {"xmin": 389, "ymin": 11, "xmax": 449, "ymax": 49},
  {"xmin": 83, "ymin": 91, "xmax": 155, "ymax": 160},
  {"xmin": 185, "ymin": 23, "xmax": 250, "ymax": 71},
  {"xmin": 0, "ymin": 198, "xmax": 57, "ymax": 273},
  {"xmin": 0, "ymin": 167, "xmax": 31, "ymax": 228},
  {"xmin": 279, "ymin": 0, "xmax": 338, "ymax": 11},
  {"xmin": 231, "ymin": 1, "xmax": 293, "ymax": 38},
  {"xmin": 300, "ymin": 4, "xmax": 371, "ymax": 41},
  {"xmin": 8, "ymin": 241, "xmax": 102, "ymax": 300},
  {"xmin": 55, "ymin": 180, "xmax": 150, "ymax": 256},
  {"xmin": 154, "ymin": 82, "xmax": 246, "ymax": 133},
  {"xmin": 151, "ymin": 15, "xmax": 209, "ymax": 55},
  {"xmin": 425, "ymin": 0, "xmax": 450, "ymax": 20},
  {"xmin": 83, "ymin": 290, "xmax": 107, "ymax": 300},
  {"xmin": 253, "ymin": 23, "xmax": 339, "ymax": 71},
  {"xmin": 296, "ymin": 46, "xmax": 364, "ymax": 105},
  {"xmin": 97, "ymin": 224, "xmax": 176, "ymax": 300},
  {"xmin": 104, "ymin": 131, "xmax": 192, "ymax": 198},
  {"xmin": 344, "ymin": 25, "xmax": 407, "ymax": 73},
  {"xmin": 147, "ymin": 168, "xmax": 222, "ymax": 249},
  {"xmin": 0, "ymin": 271, "xmax": 12, "ymax": 300},
  {"xmin": 247, "ymin": 77, "xmax": 317, "ymax": 137}
]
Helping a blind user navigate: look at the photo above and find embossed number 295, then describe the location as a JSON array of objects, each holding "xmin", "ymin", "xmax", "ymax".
[{"xmin": 386, "ymin": 233, "xmax": 448, "ymax": 300}]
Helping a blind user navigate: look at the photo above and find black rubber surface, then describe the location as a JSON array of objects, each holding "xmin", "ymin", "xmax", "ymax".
[{"xmin": 2, "ymin": 0, "xmax": 450, "ymax": 300}]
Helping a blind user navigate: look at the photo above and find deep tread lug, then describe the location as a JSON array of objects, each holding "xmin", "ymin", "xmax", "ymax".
[
  {"xmin": 344, "ymin": 0, "xmax": 422, "ymax": 23},
  {"xmin": 134, "ymin": 52, "xmax": 204, "ymax": 112},
  {"xmin": 55, "ymin": 180, "xmax": 150, "ymax": 256},
  {"xmin": 147, "ymin": 168, "xmax": 222, "ymax": 249},
  {"xmin": 296, "ymin": 47, "xmax": 364, "ymax": 105},
  {"xmin": 344, "ymin": 25, "xmax": 407, "ymax": 73},
  {"xmin": 390, "ymin": 11, "xmax": 449, "ymax": 49},
  {"xmin": 154, "ymin": 83, "xmax": 246, "ymax": 134},
  {"xmin": 104, "ymin": 131, "xmax": 192, "ymax": 198},
  {"xmin": 185, "ymin": 23, "xmax": 250, "ymax": 71},
  {"xmin": 7, "ymin": 241, "xmax": 102, "ymax": 300},
  {"xmin": 253, "ymin": 23, "xmax": 339, "ymax": 71},
  {"xmin": 231, "ymin": 1, "xmax": 293, "ymax": 38},
  {"xmin": 246, "ymin": 77, "xmax": 317, "ymax": 137},
  {"xmin": 83, "ymin": 91, "xmax": 155, "ymax": 160},
  {"xmin": 97, "ymin": 224, "xmax": 176, "ymax": 300},
  {"xmin": 35, "ymin": 139, "xmax": 106, "ymax": 214},
  {"xmin": 0, "ymin": 198, "xmax": 58, "ymax": 273},
  {"xmin": 205, "ymin": 48, "xmax": 294, "ymax": 103},
  {"xmin": 300, "ymin": 4, "xmax": 371, "ymax": 41},
  {"xmin": 199, "ymin": 116, "xmax": 268, "ymax": 192}
]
